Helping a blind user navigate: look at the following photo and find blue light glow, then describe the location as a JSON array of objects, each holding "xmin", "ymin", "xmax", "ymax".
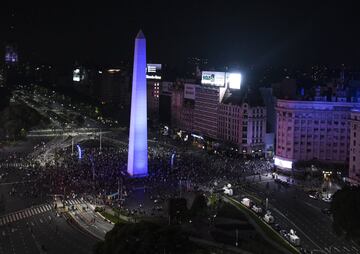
[
  {"xmin": 171, "ymin": 153, "xmax": 176, "ymax": 168},
  {"xmin": 127, "ymin": 30, "xmax": 148, "ymax": 177},
  {"xmin": 77, "ymin": 145, "xmax": 82, "ymax": 159}
]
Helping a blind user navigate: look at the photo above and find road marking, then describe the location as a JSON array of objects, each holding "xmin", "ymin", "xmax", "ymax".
[
  {"xmin": 39, "ymin": 206, "xmax": 45, "ymax": 212},
  {"xmin": 0, "ymin": 218, "xmax": 3, "ymax": 226},
  {"xmin": 343, "ymin": 246, "xmax": 350, "ymax": 252}
]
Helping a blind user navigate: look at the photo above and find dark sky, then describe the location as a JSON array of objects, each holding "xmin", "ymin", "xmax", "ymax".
[{"xmin": 1, "ymin": 1, "xmax": 359, "ymax": 68}]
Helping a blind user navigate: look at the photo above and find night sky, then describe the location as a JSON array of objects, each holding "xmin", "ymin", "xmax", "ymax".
[{"xmin": 1, "ymin": 1, "xmax": 359, "ymax": 68}]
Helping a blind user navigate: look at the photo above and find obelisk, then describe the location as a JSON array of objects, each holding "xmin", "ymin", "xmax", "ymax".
[{"xmin": 127, "ymin": 30, "xmax": 148, "ymax": 177}]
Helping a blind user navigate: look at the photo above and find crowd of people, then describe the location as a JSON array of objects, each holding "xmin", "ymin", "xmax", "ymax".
[{"xmin": 0, "ymin": 137, "xmax": 274, "ymax": 216}]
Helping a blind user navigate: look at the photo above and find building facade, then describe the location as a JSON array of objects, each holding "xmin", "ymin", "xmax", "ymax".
[
  {"xmin": 349, "ymin": 110, "xmax": 360, "ymax": 182},
  {"xmin": 275, "ymin": 99, "xmax": 360, "ymax": 170},
  {"xmin": 168, "ymin": 81, "xmax": 266, "ymax": 155},
  {"xmin": 147, "ymin": 80, "xmax": 160, "ymax": 123},
  {"xmin": 218, "ymin": 102, "xmax": 266, "ymax": 154},
  {"xmin": 193, "ymin": 86, "xmax": 219, "ymax": 139}
]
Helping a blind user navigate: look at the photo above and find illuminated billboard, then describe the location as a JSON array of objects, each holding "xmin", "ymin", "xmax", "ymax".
[
  {"xmin": 226, "ymin": 73, "xmax": 242, "ymax": 89},
  {"xmin": 73, "ymin": 68, "xmax": 86, "ymax": 82},
  {"xmin": 184, "ymin": 84, "xmax": 196, "ymax": 100},
  {"xmin": 146, "ymin": 63, "xmax": 162, "ymax": 80},
  {"xmin": 201, "ymin": 71, "xmax": 242, "ymax": 89},
  {"xmin": 73, "ymin": 68, "xmax": 81, "ymax": 82},
  {"xmin": 201, "ymin": 71, "xmax": 225, "ymax": 87},
  {"xmin": 274, "ymin": 156, "xmax": 293, "ymax": 169}
]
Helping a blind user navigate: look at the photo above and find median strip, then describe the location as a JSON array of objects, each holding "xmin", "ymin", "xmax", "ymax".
[{"xmin": 224, "ymin": 196, "xmax": 300, "ymax": 254}]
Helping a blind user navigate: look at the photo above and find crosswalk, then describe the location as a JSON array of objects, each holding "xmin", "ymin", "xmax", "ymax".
[
  {"xmin": 63, "ymin": 198, "xmax": 84, "ymax": 206},
  {"xmin": 0, "ymin": 204, "xmax": 53, "ymax": 226}
]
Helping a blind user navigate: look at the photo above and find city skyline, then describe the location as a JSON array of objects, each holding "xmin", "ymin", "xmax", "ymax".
[{"xmin": 1, "ymin": 2, "xmax": 360, "ymax": 254}]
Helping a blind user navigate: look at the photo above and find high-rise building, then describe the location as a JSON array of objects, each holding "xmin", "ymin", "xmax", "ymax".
[
  {"xmin": 193, "ymin": 86, "xmax": 220, "ymax": 139},
  {"xmin": 349, "ymin": 110, "xmax": 360, "ymax": 182},
  {"xmin": 4, "ymin": 45, "xmax": 18, "ymax": 65},
  {"xmin": 171, "ymin": 82, "xmax": 184, "ymax": 128},
  {"xmin": 146, "ymin": 63, "xmax": 162, "ymax": 124},
  {"xmin": 275, "ymin": 100, "xmax": 359, "ymax": 170},
  {"xmin": 159, "ymin": 81, "xmax": 172, "ymax": 125},
  {"xmin": 0, "ymin": 68, "xmax": 5, "ymax": 87},
  {"xmin": 127, "ymin": 31, "xmax": 148, "ymax": 177},
  {"xmin": 100, "ymin": 68, "xmax": 130, "ymax": 107}
]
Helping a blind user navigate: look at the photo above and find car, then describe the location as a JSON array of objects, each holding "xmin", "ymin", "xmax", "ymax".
[
  {"xmin": 322, "ymin": 197, "xmax": 332, "ymax": 203},
  {"xmin": 280, "ymin": 229, "xmax": 287, "ymax": 237},
  {"xmin": 308, "ymin": 190, "xmax": 319, "ymax": 199},
  {"xmin": 299, "ymin": 247, "xmax": 311, "ymax": 253}
]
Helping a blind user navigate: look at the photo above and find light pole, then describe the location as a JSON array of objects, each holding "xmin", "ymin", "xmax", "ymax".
[
  {"xmin": 235, "ymin": 229, "xmax": 239, "ymax": 247},
  {"xmin": 99, "ymin": 129, "xmax": 102, "ymax": 154},
  {"xmin": 265, "ymin": 198, "xmax": 269, "ymax": 210},
  {"xmin": 71, "ymin": 136, "xmax": 74, "ymax": 156}
]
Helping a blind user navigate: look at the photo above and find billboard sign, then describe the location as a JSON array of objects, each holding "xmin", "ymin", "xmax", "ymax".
[
  {"xmin": 274, "ymin": 156, "xmax": 292, "ymax": 169},
  {"xmin": 226, "ymin": 73, "xmax": 242, "ymax": 89},
  {"xmin": 184, "ymin": 84, "xmax": 196, "ymax": 100},
  {"xmin": 201, "ymin": 71, "xmax": 225, "ymax": 87},
  {"xmin": 146, "ymin": 63, "xmax": 162, "ymax": 80}
]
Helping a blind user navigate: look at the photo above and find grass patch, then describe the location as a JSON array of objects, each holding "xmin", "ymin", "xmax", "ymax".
[
  {"xmin": 226, "ymin": 197, "xmax": 300, "ymax": 254},
  {"xmin": 99, "ymin": 211, "xmax": 128, "ymax": 224}
]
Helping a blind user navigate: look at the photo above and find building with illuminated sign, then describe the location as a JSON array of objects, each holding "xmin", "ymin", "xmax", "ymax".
[
  {"xmin": 168, "ymin": 79, "xmax": 266, "ymax": 154},
  {"xmin": 275, "ymin": 99, "xmax": 360, "ymax": 170}
]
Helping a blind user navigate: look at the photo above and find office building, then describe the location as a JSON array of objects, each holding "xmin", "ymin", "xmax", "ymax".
[
  {"xmin": 275, "ymin": 99, "xmax": 360, "ymax": 170},
  {"xmin": 349, "ymin": 110, "xmax": 360, "ymax": 182}
]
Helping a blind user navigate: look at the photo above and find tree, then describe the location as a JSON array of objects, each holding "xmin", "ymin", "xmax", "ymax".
[
  {"xmin": 331, "ymin": 187, "xmax": 360, "ymax": 240},
  {"xmin": 190, "ymin": 194, "xmax": 208, "ymax": 218},
  {"xmin": 93, "ymin": 221, "xmax": 208, "ymax": 254},
  {"xmin": 168, "ymin": 198, "xmax": 188, "ymax": 224},
  {"xmin": 0, "ymin": 87, "xmax": 11, "ymax": 111}
]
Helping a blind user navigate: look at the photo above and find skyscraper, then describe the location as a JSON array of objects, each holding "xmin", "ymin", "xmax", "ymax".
[{"xmin": 127, "ymin": 30, "xmax": 148, "ymax": 177}]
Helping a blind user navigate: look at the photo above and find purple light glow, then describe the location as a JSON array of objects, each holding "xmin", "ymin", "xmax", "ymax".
[{"xmin": 127, "ymin": 30, "xmax": 148, "ymax": 178}]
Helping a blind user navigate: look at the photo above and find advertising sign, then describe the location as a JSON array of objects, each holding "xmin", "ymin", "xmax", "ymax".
[
  {"xmin": 226, "ymin": 73, "xmax": 242, "ymax": 89},
  {"xmin": 201, "ymin": 71, "xmax": 225, "ymax": 87},
  {"xmin": 146, "ymin": 63, "xmax": 162, "ymax": 80},
  {"xmin": 184, "ymin": 84, "xmax": 196, "ymax": 100}
]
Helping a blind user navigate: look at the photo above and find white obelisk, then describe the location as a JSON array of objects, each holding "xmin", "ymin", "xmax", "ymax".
[{"xmin": 127, "ymin": 30, "xmax": 148, "ymax": 177}]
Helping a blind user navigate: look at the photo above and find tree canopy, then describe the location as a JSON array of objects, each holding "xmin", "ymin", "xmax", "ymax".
[
  {"xmin": 331, "ymin": 187, "xmax": 360, "ymax": 241},
  {"xmin": 94, "ymin": 221, "xmax": 208, "ymax": 254}
]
